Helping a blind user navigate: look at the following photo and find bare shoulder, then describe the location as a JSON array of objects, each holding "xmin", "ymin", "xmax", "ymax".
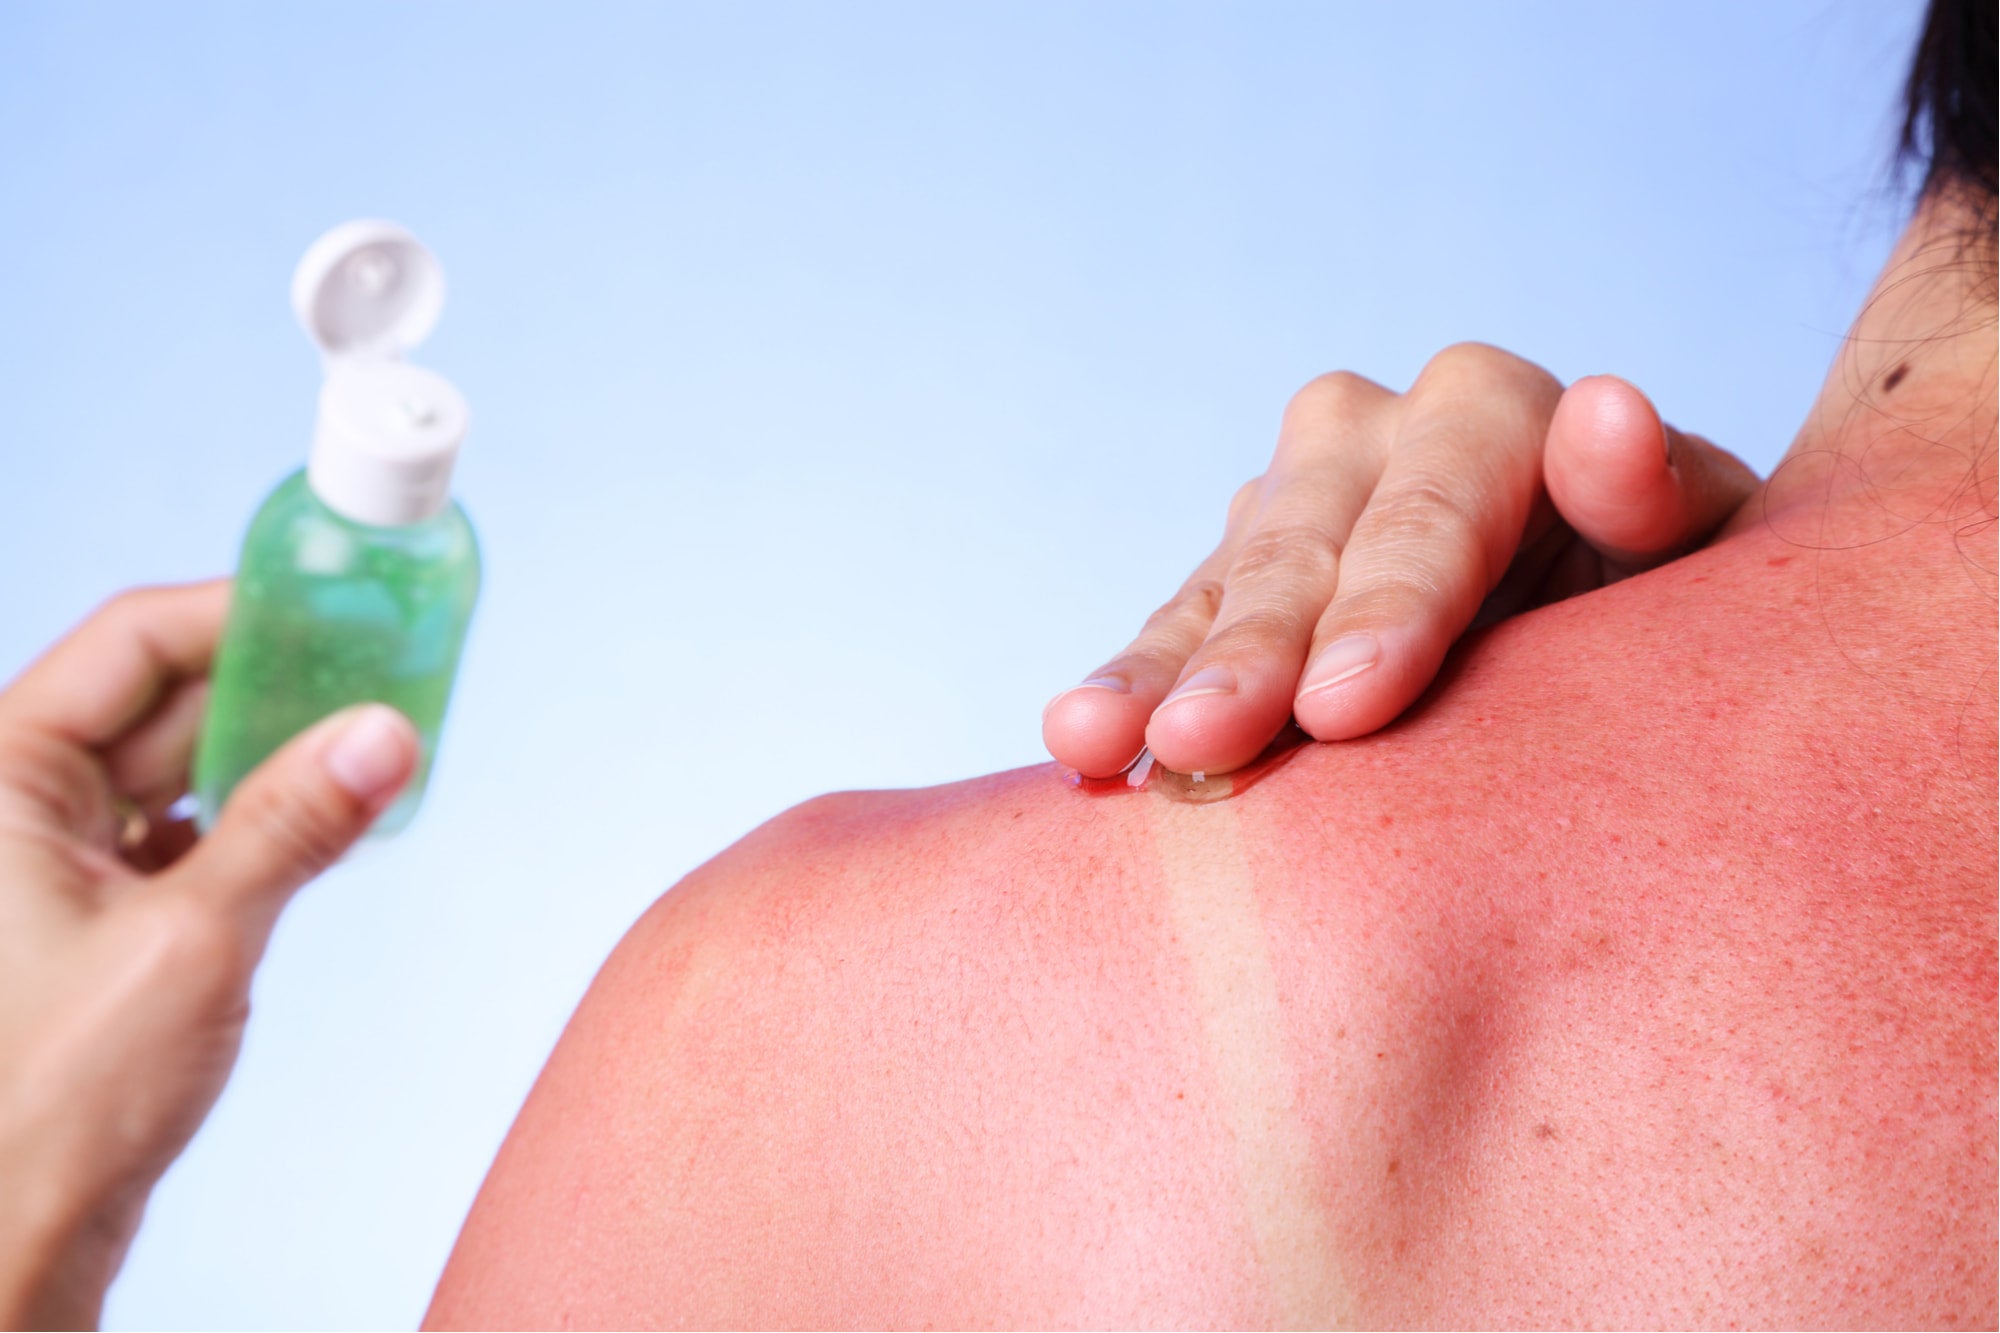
[
  {"xmin": 429, "ymin": 521, "xmax": 1996, "ymax": 1329},
  {"xmin": 425, "ymin": 769, "xmax": 1279, "ymax": 1329}
]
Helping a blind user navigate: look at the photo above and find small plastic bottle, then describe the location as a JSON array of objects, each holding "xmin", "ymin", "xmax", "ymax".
[{"xmin": 192, "ymin": 220, "xmax": 479, "ymax": 838}]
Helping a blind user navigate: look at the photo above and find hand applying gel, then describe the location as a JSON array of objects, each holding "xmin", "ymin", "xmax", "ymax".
[{"xmin": 1043, "ymin": 357, "xmax": 1757, "ymax": 778}]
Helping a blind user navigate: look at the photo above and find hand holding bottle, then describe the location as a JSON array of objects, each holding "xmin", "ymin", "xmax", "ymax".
[{"xmin": 0, "ymin": 581, "xmax": 417, "ymax": 1329}]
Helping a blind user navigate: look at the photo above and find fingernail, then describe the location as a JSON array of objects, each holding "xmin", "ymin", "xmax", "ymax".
[
  {"xmin": 323, "ymin": 705, "xmax": 414, "ymax": 801},
  {"xmin": 1042, "ymin": 673, "xmax": 1130, "ymax": 719},
  {"xmin": 1160, "ymin": 665, "xmax": 1236, "ymax": 708},
  {"xmin": 1299, "ymin": 635, "xmax": 1380, "ymax": 696}
]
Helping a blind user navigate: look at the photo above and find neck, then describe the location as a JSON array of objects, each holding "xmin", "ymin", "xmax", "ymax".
[
  {"xmin": 1740, "ymin": 189, "xmax": 1997, "ymax": 541},
  {"xmin": 1784, "ymin": 187, "xmax": 1984, "ymax": 498},
  {"xmin": 1700, "ymin": 189, "xmax": 1996, "ymax": 763}
]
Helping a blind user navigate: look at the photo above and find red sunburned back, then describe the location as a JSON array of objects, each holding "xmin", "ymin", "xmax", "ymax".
[{"xmin": 428, "ymin": 464, "xmax": 1998, "ymax": 1328}]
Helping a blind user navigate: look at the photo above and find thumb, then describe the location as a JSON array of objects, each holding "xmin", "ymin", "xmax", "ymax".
[
  {"xmin": 1544, "ymin": 374, "xmax": 1758, "ymax": 573},
  {"xmin": 164, "ymin": 703, "xmax": 418, "ymax": 928}
]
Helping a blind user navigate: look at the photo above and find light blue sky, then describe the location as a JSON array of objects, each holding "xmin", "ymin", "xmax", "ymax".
[{"xmin": 0, "ymin": 2, "xmax": 1922, "ymax": 1326}]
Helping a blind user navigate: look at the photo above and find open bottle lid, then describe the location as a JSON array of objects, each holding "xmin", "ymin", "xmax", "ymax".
[
  {"xmin": 293, "ymin": 220, "xmax": 468, "ymax": 527},
  {"xmin": 292, "ymin": 219, "xmax": 445, "ymax": 360}
]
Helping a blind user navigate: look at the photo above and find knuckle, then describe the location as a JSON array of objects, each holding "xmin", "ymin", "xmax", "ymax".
[
  {"xmin": 0, "ymin": 730, "xmax": 100, "ymax": 832},
  {"xmin": 91, "ymin": 583, "xmax": 182, "ymax": 641},
  {"xmin": 1364, "ymin": 478, "xmax": 1488, "ymax": 583},
  {"xmin": 93, "ymin": 581, "xmax": 211, "ymax": 631},
  {"xmin": 238, "ymin": 781, "xmax": 352, "ymax": 872},
  {"xmin": 1416, "ymin": 341, "xmax": 1558, "ymax": 403},
  {"xmin": 1286, "ymin": 370, "xmax": 1387, "ymax": 423},
  {"xmin": 110, "ymin": 582, "xmax": 180, "ymax": 612},
  {"xmin": 1207, "ymin": 604, "xmax": 1315, "ymax": 655},
  {"xmin": 1229, "ymin": 521, "xmax": 1343, "ymax": 585},
  {"xmin": 1422, "ymin": 340, "xmax": 1516, "ymax": 384},
  {"xmin": 1149, "ymin": 577, "xmax": 1226, "ymax": 630},
  {"xmin": 1378, "ymin": 475, "xmax": 1481, "ymax": 536},
  {"xmin": 96, "ymin": 585, "xmax": 153, "ymax": 625},
  {"xmin": 142, "ymin": 895, "xmax": 248, "ymax": 986},
  {"xmin": 1226, "ymin": 476, "xmax": 1264, "ymax": 526},
  {"xmin": 1327, "ymin": 576, "xmax": 1445, "ymax": 631}
]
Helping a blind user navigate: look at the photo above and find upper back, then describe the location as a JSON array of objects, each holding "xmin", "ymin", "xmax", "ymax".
[{"xmin": 429, "ymin": 497, "xmax": 1997, "ymax": 1327}]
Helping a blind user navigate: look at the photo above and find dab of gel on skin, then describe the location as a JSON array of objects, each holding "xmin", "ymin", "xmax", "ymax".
[{"xmin": 192, "ymin": 221, "xmax": 480, "ymax": 838}]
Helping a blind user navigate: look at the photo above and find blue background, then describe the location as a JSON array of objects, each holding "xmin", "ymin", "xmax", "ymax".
[{"xmin": 0, "ymin": 2, "xmax": 1920, "ymax": 1325}]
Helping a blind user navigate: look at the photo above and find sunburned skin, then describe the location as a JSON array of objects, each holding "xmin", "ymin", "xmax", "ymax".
[{"xmin": 427, "ymin": 216, "xmax": 1996, "ymax": 1329}]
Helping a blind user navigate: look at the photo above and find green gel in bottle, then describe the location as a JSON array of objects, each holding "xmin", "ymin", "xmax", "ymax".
[{"xmin": 193, "ymin": 221, "xmax": 479, "ymax": 838}]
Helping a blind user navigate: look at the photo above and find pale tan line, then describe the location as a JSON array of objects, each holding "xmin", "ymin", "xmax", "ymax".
[{"xmin": 1147, "ymin": 795, "xmax": 1349, "ymax": 1330}]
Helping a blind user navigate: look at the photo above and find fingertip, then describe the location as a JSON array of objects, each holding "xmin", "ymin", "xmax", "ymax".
[
  {"xmin": 1143, "ymin": 695, "xmax": 1256, "ymax": 775},
  {"xmin": 1548, "ymin": 375, "xmax": 1688, "ymax": 558},
  {"xmin": 1042, "ymin": 683, "xmax": 1149, "ymax": 779},
  {"xmin": 167, "ymin": 704, "xmax": 416, "ymax": 929},
  {"xmin": 321, "ymin": 704, "xmax": 418, "ymax": 804},
  {"xmin": 1550, "ymin": 376, "xmax": 1670, "ymax": 484},
  {"xmin": 1292, "ymin": 626, "xmax": 1439, "ymax": 741},
  {"xmin": 1143, "ymin": 667, "xmax": 1294, "ymax": 775}
]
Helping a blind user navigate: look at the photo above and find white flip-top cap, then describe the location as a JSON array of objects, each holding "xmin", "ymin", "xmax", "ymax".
[
  {"xmin": 293, "ymin": 219, "xmax": 444, "ymax": 360},
  {"xmin": 294, "ymin": 220, "xmax": 467, "ymax": 525}
]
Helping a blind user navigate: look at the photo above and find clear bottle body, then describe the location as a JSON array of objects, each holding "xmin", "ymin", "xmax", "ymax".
[{"xmin": 193, "ymin": 467, "xmax": 481, "ymax": 837}]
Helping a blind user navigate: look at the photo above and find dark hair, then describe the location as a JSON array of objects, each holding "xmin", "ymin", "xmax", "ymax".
[{"xmin": 1901, "ymin": 0, "xmax": 1997, "ymax": 205}]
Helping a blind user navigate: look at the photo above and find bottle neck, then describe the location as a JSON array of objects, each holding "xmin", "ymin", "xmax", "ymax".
[{"xmin": 308, "ymin": 360, "xmax": 467, "ymax": 526}]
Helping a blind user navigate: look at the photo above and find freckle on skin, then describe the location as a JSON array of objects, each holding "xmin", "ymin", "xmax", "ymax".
[{"xmin": 1535, "ymin": 1122, "xmax": 1557, "ymax": 1141}]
